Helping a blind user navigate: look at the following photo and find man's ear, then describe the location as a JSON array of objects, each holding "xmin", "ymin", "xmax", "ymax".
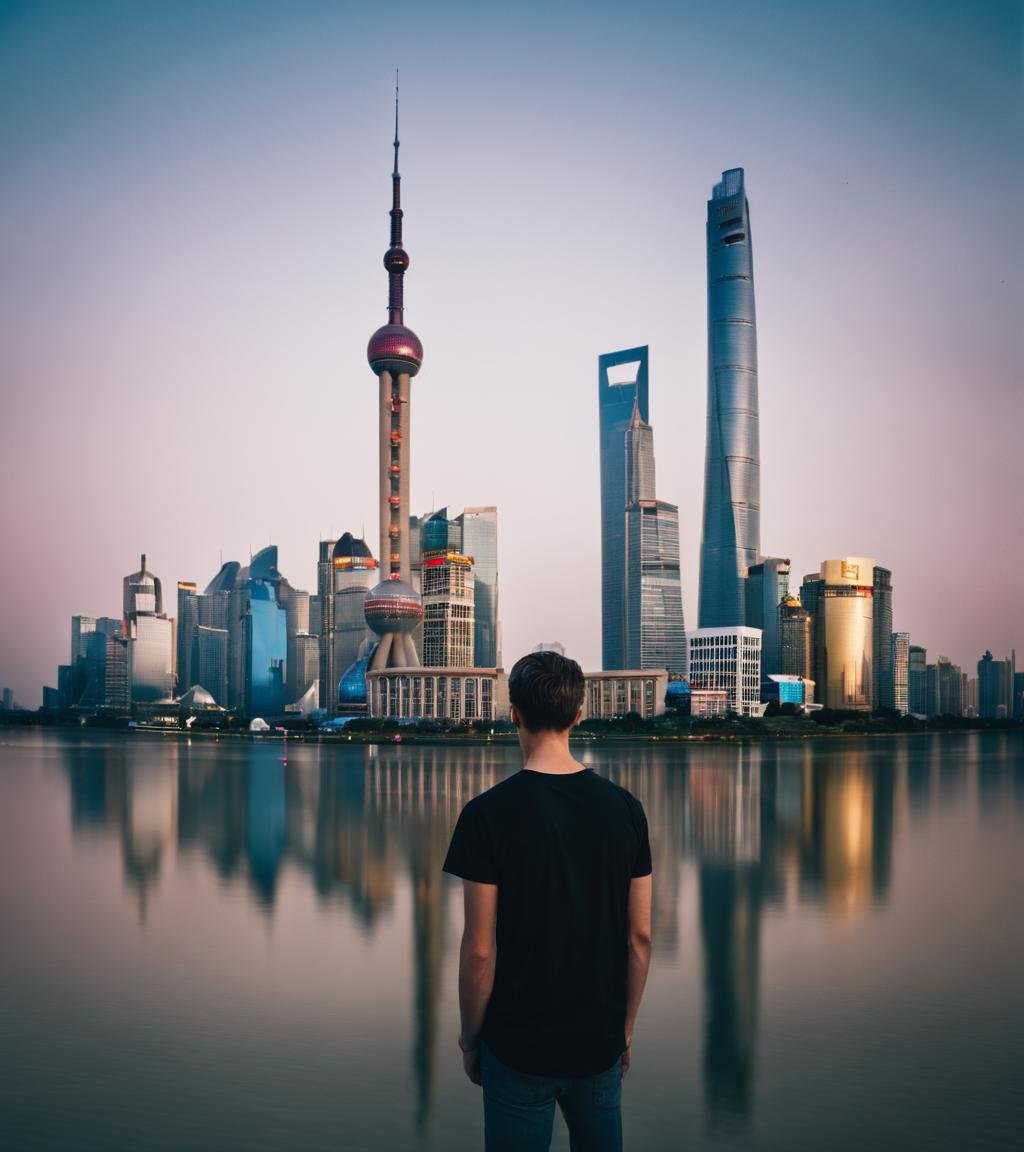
[{"xmin": 510, "ymin": 704, "xmax": 521, "ymax": 728}]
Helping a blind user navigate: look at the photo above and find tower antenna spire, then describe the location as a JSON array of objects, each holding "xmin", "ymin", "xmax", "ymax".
[{"xmin": 393, "ymin": 69, "xmax": 400, "ymax": 178}]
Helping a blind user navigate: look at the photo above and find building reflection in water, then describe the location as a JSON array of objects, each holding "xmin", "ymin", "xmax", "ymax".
[
  {"xmin": 60, "ymin": 735, "xmax": 903, "ymax": 1132},
  {"xmin": 686, "ymin": 748, "xmax": 765, "ymax": 1127},
  {"xmin": 799, "ymin": 747, "xmax": 895, "ymax": 916}
]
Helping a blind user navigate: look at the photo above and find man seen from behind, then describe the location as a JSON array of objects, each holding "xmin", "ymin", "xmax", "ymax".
[{"xmin": 442, "ymin": 651, "xmax": 653, "ymax": 1151}]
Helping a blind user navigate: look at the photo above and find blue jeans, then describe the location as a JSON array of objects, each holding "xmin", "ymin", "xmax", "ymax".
[{"xmin": 481, "ymin": 1041, "xmax": 623, "ymax": 1152}]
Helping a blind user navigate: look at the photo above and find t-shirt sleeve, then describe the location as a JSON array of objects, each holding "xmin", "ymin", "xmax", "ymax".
[
  {"xmin": 630, "ymin": 795, "xmax": 653, "ymax": 878},
  {"xmin": 442, "ymin": 798, "xmax": 498, "ymax": 884}
]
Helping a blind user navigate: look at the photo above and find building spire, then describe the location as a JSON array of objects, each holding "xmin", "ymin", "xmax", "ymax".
[
  {"xmin": 385, "ymin": 69, "xmax": 408, "ymax": 325},
  {"xmin": 393, "ymin": 70, "xmax": 400, "ymax": 179}
]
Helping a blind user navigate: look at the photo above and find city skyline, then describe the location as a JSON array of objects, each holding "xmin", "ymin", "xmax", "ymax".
[{"xmin": 1, "ymin": 0, "xmax": 1021, "ymax": 705}]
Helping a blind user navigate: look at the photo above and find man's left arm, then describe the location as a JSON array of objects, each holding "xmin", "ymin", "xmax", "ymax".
[{"xmin": 458, "ymin": 878, "xmax": 498, "ymax": 1085}]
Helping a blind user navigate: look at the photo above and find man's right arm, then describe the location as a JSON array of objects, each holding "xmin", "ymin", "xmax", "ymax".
[{"xmin": 623, "ymin": 872, "xmax": 653, "ymax": 1076}]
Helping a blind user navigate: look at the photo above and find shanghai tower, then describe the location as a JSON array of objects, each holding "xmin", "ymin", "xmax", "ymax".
[{"xmin": 698, "ymin": 168, "xmax": 760, "ymax": 628}]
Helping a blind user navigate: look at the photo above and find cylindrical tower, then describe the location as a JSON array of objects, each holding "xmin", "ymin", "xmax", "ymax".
[
  {"xmin": 365, "ymin": 84, "xmax": 424, "ymax": 670},
  {"xmin": 699, "ymin": 168, "xmax": 761, "ymax": 629}
]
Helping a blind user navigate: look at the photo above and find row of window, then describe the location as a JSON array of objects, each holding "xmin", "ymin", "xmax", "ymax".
[{"xmin": 371, "ymin": 674, "xmax": 496, "ymax": 722}]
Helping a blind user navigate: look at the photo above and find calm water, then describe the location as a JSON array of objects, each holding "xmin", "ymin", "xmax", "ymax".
[{"xmin": 1, "ymin": 730, "xmax": 1022, "ymax": 1152}]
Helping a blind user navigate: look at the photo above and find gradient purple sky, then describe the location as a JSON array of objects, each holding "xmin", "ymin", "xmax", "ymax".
[{"xmin": 1, "ymin": 0, "xmax": 1021, "ymax": 705}]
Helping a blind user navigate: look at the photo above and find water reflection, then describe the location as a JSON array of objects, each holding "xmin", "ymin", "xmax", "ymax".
[{"xmin": 60, "ymin": 736, "xmax": 923, "ymax": 1134}]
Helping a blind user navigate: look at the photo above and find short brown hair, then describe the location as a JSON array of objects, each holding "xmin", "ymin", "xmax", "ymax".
[{"xmin": 508, "ymin": 651, "xmax": 585, "ymax": 732}]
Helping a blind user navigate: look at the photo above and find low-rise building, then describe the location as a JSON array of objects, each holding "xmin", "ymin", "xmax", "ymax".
[
  {"xmin": 688, "ymin": 627, "xmax": 763, "ymax": 716},
  {"xmin": 583, "ymin": 670, "xmax": 669, "ymax": 720}
]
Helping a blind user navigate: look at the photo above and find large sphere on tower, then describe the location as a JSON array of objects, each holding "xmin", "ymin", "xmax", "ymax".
[
  {"xmin": 364, "ymin": 578, "xmax": 423, "ymax": 635},
  {"xmin": 368, "ymin": 324, "xmax": 423, "ymax": 377}
]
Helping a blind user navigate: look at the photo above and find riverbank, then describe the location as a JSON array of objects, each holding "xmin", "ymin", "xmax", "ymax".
[{"xmin": 2, "ymin": 711, "xmax": 1021, "ymax": 746}]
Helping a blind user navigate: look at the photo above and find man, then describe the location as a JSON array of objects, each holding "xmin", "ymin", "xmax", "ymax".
[{"xmin": 443, "ymin": 651, "xmax": 653, "ymax": 1152}]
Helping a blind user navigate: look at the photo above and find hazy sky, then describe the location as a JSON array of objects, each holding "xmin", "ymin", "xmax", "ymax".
[{"xmin": 1, "ymin": 0, "xmax": 1021, "ymax": 705}]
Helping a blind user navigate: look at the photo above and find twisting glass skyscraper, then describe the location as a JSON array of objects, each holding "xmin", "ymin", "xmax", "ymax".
[{"xmin": 699, "ymin": 168, "xmax": 760, "ymax": 628}]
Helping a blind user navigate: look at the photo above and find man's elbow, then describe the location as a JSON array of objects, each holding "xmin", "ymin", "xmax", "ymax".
[
  {"xmin": 629, "ymin": 925, "xmax": 653, "ymax": 954},
  {"xmin": 460, "ymin": 936, "xmax": 496, "ymax": 967}
]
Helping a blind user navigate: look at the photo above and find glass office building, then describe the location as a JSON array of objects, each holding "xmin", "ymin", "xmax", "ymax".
[
  {"xmin": 122, "ymin": 555, "xmax": 173, "ymax": 705},
  {"xmin": 890, "ymin": 632, "xmax": 909, "ymax": 715},
  {"xmin": 331, "ymin": 534, "xmax": 378, "ymax": 703},
  {"xmin": 779, "ymin": 595, "xmax": 812, "ymax": 682},
  {"xmin": 243, "ymin": 583, "xmax": 287, "ymax": 716},
  {"xmin": 745, "ymin": 558, "xmax": 790, "ymax": 675},
  {"xmin": 621, "ymin": 396, "xmax": 686, "ymax": 675},
  {"xmin": 455, "ymin": 507, "xmax": 500, "ymax": 667},
  {"xmin": 908, "ymin": 645, "xmax": 928, "ymax": 715},
  {"xmin": 978, "ymin": 650, "xmax": 1014, "ymax": 718},
  {"xmin": 872, "ymin": 567, "xmax": 893, "ymax": 710},
  {"xmin": 624, "ymin": 502, "xmax": 687, "ymax": 674},
  {"xmin": 598, "ymin": 346, "xmax": 649, "ymax": 669},
  {"xmin": 814, "ymin": 558, "xmax": 876, "ymax": 711},
  {"xmin": 176, "ymin": 581, "xmax": 199, "ymax": 693},
  {"xmin": 287, "ymin": 632, "xmax": 319, "ymax": 707},
  {"xmin": 128, "ymin": 614, "xmax": 174, "ymax": 703},
  {"xmin": 192, "ymin": 625, "xmax": 228, "ymax": 706},
  {"xmin": 699, "ymin": 169, "xmax": 760, "ymax": 628}
]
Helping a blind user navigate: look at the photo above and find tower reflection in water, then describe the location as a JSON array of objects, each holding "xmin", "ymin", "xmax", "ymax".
[{"xmin": 62, "ymin": 736, "xmax": 899, "ymax": 1131}]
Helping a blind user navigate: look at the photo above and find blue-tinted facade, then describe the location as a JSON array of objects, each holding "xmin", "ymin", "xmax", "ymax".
[
  {"xmin": 337, "ymin": 643, "xmax": 377, "ymax": 708},
  {"xmin": 762, "ymin": 675, "xmax": 807, "ymax": 706},
  {"xmin": 665, "ymin": 679, "xmax": 691, "ymax": 712},
  {"xmin": 599, "ymin": 347, "xmax": 649, "ymax": 669},
  {"xmin": 745, "ymin": 558, "xmax": 790, "ymax": 675},
  {"xmin": 699, "ymin": 169, "xmax": 760, "ymax": 628},
  {"xmin": 244, "ymin": 582, "xmax": 287, "ymax": 716},
  {"xmin": 456, "ymin": 507, "xmax": 500, "ymax": 668}
]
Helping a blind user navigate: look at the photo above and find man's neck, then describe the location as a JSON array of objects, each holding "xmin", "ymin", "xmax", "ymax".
[{"xmin": 519, "ymin": 728, "xmax": 585, "ymax": 775}]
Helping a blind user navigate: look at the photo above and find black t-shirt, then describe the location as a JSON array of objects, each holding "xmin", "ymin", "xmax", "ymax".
[{"xmin": 442, "ymin": 767, "xmax": 652, "ymax": 1078}]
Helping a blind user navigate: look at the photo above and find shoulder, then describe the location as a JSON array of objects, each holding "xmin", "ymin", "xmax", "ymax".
[
  {"xmin": 589, "ymin": 771, "xmax": 645, "ymax": 810},
  {"xmin": 460, "ymin": 771, "xmax": 527, "ymax": 817}
]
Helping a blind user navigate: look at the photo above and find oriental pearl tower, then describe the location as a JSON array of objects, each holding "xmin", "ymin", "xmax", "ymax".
[{"xmin": 364, "ymin": 81, "xmax": 424, "ymax": 671}]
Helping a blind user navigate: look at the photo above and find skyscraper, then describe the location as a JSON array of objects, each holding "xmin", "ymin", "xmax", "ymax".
[
  {"xmin": 243, "ymin": 582, "xmax": 286, "ymax": 716},
  {"xmin": 287, "ymin": 633, "xmax": 319, "ymax": 706},
  {"xmin": 622, "ymin": 399, "xmax": 687, "ymax": 674},
  {"xmin": 598, "ymin": 346, "xmax": 649, "ymax": 670},
  {"xmin": 872, "ymin": 566, "xmax": 893, "ymax": 710},
  {"xmin": 124, "ymin": 554, "xmax": 163, "ymax": 619},
  {"xmin": 930, "ymin": 657, "xmax": 963, "ymax": 717},
  {"xmin": 807, "ymin": 558, "xmax": 876, "ymax": 711},
  {"xmin": 779, "ymin": 595, "xmax": 812, "ymax": 682},
  {"xmin": 176, "ymin": 581, "xmax": 198, "ymax": 693},
  {"xmin": 124, "ymin": 555, "xmax": 173, "ymax": 704},
  {"xmin": 364, "ymin": 85, "xmax": 424, "ymax": 671},
  {"xmin": 421, "ymin": 512, "xmax": 475, "ymax": 668},
  {"xmin": 978, "ymin": 650, "xmax": 1013, "ymax": 718},
  {"xmin": 70, "ymin": 615, "xmax": 97, "ymax": 705},
  {"xmin": 908, "ymin": 645, "xmax": 928, "ymax": 715},
  {"xmin": 193, "ymin": 624, "xmax": 228, "ymax": 706},
  {"xmin": 890, "ymin": 632, "xmax": 910, "ymax": 715},
  {"xmin": 316, "ymin": 539, "xmax": 336, "ymax": 709},
  {"xmin": 745, "ymin": 557, "xmax": 790, "ymax": 675},
  {"xmin": 332, "ymin": 533, "xmax": 378, "ymax": 685},
  {"xmin": 699, "ymin": 169, "xmax": 760, "ymax": 628},
  {"xmin": 454, "ymin": 507, "xmax": 500, "ymax": 667}
]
